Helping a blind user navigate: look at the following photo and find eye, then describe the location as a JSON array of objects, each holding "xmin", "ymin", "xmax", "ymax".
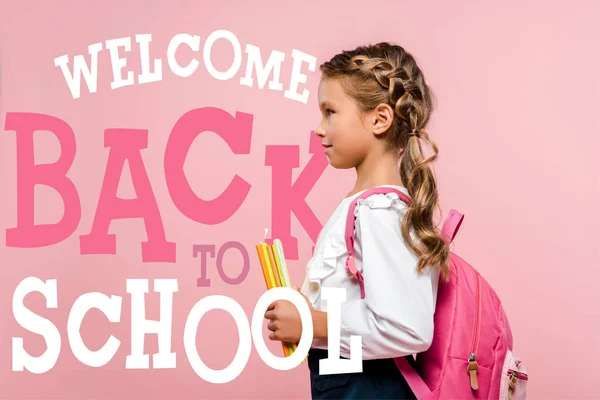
[{"xmin": 326, "ymin": 108, "xmax": 334, "ymax": 116}]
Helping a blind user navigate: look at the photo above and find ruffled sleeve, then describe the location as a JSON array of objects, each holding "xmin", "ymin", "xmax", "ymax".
[
  {"xmin": 337, "ymin": 192, "xmax": 439, "ymax": 360},
  {"xmin": 300, "ymin": 212, "xmax": 348, "ymax": 306}
]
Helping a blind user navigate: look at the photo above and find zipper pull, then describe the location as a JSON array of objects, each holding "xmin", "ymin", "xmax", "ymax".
[
  {"xmin": 467, "ymin": 353, "xmax": 479, "ymax": 390},
  {"xmin": 509, "ymin": 371, "xmax": 518, "ymax": 391}
]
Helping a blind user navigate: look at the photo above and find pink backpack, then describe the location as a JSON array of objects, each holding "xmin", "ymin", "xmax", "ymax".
[{"xmin": 344, "ymin": 187, "xmax": 528, "ymax": 399}]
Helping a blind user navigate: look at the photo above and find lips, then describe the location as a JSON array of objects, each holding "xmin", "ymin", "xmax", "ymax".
[{"xmin": 322, "ymin": 143, "xmax": 332, "ymax": 148}]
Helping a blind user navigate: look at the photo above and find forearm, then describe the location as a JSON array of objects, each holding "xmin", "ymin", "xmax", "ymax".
[{"xmin": 311, "ymin": 310, "xmax": 328, "ymax": 340}]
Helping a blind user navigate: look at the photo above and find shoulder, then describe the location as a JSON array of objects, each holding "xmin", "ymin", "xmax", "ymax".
[
  {"xmin": 352, "ymin": 188, "xmax": 411, "ymax": 238},
  {"xmin": 356, "ymin": 191, "xmax": 409, "ymax": 211},
  {"xmin": 353, "ymin": 188, "xmax": 410, "ymax": 221}
]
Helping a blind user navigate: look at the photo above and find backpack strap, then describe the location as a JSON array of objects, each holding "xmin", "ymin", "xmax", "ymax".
[
  {"xmin": 395, "ymin": 357, "xmax": 432, "ymax": 399},
  {"xmin": 344, "ymin": 187, "xmax": 412, "ymax": 299},
  {"xmin": 441, "ymin": 208, "xmax": 464, "ymax": 244},
  {"xmin": 344, "ymin": 187, "xmax": 464, "ymax": 399}
]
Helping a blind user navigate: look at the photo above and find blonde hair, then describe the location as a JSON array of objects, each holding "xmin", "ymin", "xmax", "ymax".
[{"xmin": 320, "ymin": 42, "xmax": 450, "ymax": 281}]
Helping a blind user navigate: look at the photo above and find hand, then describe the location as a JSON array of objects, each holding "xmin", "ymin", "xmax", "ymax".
[{"xmin": 264, "ymin": 287, "xmax": 313, "ymax": 343}]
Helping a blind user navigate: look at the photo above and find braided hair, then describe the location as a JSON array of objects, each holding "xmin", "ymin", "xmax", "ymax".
[{"xmin": 320, "ymin": 42, "xmax": 450, "ymax": 281}]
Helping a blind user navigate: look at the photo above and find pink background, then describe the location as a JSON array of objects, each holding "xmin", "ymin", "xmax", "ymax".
[{"xmin": 1, "ymin": 0, "xmax": 599, "ymax": 399}]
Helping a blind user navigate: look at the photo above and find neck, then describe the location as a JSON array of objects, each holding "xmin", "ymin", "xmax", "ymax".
[{"xmin": 349, "ymin": 148, "xmax": 404, "ymax": 197}]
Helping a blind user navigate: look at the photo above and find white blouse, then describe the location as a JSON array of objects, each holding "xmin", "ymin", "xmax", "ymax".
[{"xmin": 300, "ymin": 185, "xmax": 440, "ymax": 360}]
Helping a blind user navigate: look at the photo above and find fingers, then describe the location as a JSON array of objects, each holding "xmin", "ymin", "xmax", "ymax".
[
  {"xmin": 265, "ymin": 305, "xmax": 278, "ymax": 339},
  {"xmin": 264, "ymin": 310, "xmax": 275, "ymax": 320},
  {"xmin": 267, "ymin": 319, "xmax": 278, "ymax": 332},
  {"xmin": 267, "ymin": 323, "xmax": 281, "ymax": 341},
  {"xmin": 264, "ymin": 301, "xmax": 278, "ymax": 320},
  {"xmin": 265, "ymin": 304, "xmax": 280, "ymax": 341}
]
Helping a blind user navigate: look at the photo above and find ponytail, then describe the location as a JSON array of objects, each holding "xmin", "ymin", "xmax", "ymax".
[{"xmin": 400, "ymin": 127, "xmax": 450, "ymax": 281}]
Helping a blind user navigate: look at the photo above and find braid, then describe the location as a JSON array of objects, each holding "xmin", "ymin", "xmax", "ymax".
[{"xmin": 320, "ymin": 43, "xmax": 450, "ymax": 281}]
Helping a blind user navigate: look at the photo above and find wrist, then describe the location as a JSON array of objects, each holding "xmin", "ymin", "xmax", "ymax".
[{"xmin": 311, "ymin": 309, "xmax": 328, "ymax": 340}]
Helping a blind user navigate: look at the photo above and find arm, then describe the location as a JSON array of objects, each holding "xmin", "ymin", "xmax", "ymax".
[
  {"xmin": 312, "ymin": 309, "xmax": 328, "ymax": 340},
  {"xmin": 336, "ymin": 196, "xmax": 438, "ymax": 360}
]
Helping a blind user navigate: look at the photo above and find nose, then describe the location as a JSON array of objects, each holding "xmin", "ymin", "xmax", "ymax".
[{"xmin": 315, "ymin": 121, "xmax": 326, "ymax": 138}]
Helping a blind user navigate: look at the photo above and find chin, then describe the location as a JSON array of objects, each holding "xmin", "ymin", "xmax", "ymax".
[{"xmin": 327, "ymin": 155, "xmax": 355, "ymax": 170}]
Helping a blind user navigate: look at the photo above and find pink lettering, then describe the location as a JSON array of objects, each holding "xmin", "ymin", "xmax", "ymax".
[
  {"xmin": 79, "ymin": 129, "xmax": 176, "ymax": 262},
  {"xmin": 5, "ymin": 112, "xmax": 81, "ymax": 247},
  {"xmin": 193, "ymin": 244, "xmax": 215, "ymax": 287},
  {"xmin": 265, "ymin": 132, "xmax": 327, "ymax": 259},
  {"xmin": 164, "ymin": 107, "xmax": 253, "ymax": 225}
]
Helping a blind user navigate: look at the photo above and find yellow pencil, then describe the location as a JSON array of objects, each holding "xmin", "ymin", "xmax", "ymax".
[
  {"xmin": 272, "ymin": 240, "xmax": 303, "ymax": 361},
  {"xmin": 258, "ymin": 243, "xmax": 276, "ymax": 289},
  {"xmin": 269, "ymin": 244, "xmax": 297, "ymax": 356},
  {"xmin": 267, "ymin": 245, "xmax": 282, "ymax": 288},
  {"xmin": 255, "ymin": 244, "xmax": 272, "ymax": 289},
  {"xmin": 256, "ymin": 242, "xmax": 289, "ymax": 357}
]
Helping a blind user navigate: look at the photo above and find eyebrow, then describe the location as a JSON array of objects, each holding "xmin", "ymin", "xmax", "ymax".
[{"xmin": 319, "ymin": 101, "xmax": 331, "ymax": 110}]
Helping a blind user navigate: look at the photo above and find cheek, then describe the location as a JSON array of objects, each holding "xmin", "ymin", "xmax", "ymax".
[
  {"xmin": 327, "ymin": 118, "xmax": 344, "ymax": 142},
  {"xmin": 330, "ymin": 120, "xmax": 357, "ymax": 147}
]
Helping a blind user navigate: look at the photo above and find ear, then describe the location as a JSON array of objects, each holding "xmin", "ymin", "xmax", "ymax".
[{"xmin": 370, "ymin": 103, "xmax": 394, "ymax": 136}]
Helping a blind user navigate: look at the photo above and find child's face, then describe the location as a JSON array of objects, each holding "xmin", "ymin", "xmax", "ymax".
[{"xmin": 316, "ymin": 78, "xmax": 374, "ymax": 169}]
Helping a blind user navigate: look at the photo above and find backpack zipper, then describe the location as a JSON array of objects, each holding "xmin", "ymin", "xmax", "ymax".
[
  {"xmin": 467, "ymin": 272, "xmax": 482, "ymax": 390},
  {"xmin": 507, "ymin": 370, "xmax": 528, "ymax": 381},
  {"xmin": 507, "ymin": 369, "xmax": 528, "ymax": 396}
]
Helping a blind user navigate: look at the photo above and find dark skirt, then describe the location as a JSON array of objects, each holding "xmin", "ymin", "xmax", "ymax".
[{"xmin": 307, "ymin": 348, "xmax": 417, "ymax": 400}]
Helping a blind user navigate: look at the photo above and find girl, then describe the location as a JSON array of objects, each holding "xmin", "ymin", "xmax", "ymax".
[{"xmin": 264, "ymin": 42, "xmax": 450, "ymax": 399}]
